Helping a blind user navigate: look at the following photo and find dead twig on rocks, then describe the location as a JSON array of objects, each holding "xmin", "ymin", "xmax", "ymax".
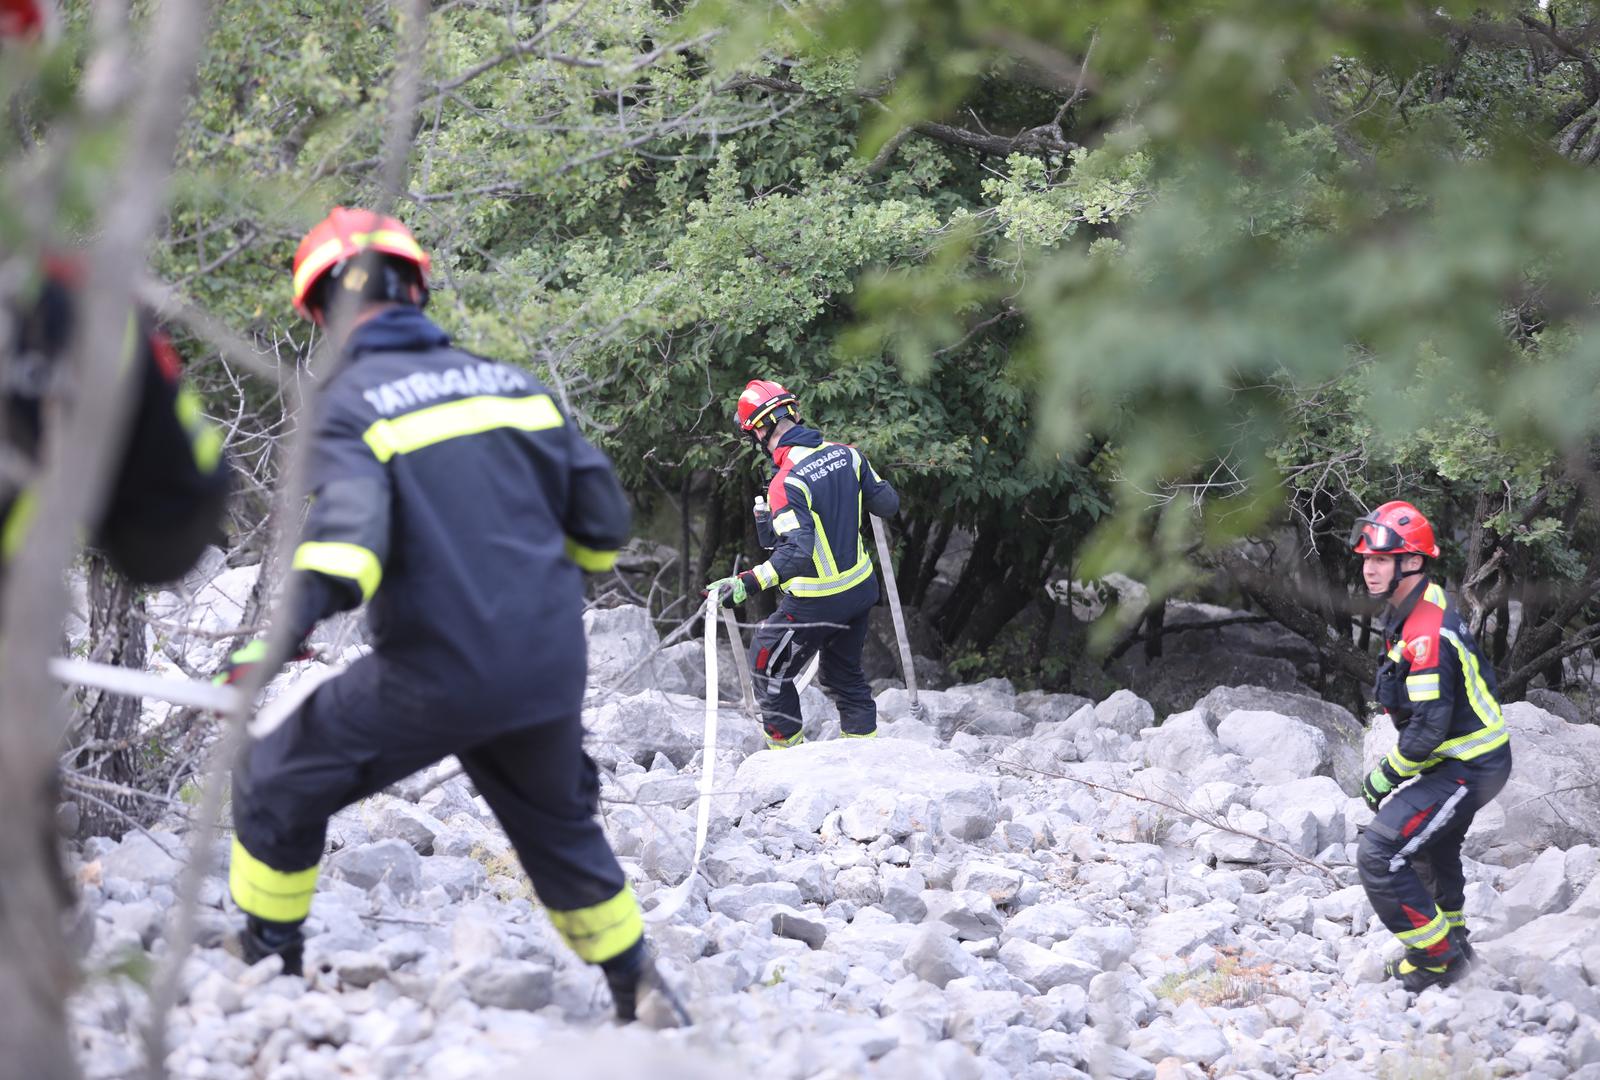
[{"xmin": 997, "ymin": 756, "xmax": 1345, "ymax": 885}]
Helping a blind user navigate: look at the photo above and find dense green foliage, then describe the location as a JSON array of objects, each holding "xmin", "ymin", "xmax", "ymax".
[{"xmin": 11, "ymin": 0, "xmax": 1600, "ymax": 698}]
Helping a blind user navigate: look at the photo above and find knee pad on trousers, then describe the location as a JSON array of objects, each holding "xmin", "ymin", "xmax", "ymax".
[{"xmin": 1357, "ymin": 828, "xmax": 1399, "ymax": 888}]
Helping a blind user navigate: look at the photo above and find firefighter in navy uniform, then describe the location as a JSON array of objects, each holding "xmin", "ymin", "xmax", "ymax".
[
  {"xmin": 3, "ymin": 254, "xmax": 229, "ymax": 591},
  {"xmin": 219, "ymin": 208, "xmax": 686, "ymax": 1026},
  {"xmin": 708, "ymin": 379, "xmax": 900, "ymax": 749},
  {"xmin": 1352, "ymin": 500, "xmax": 1513, "ymax": 992}
]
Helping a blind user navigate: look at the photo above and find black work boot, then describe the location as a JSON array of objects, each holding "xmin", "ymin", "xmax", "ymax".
[
  {"xmin": 1384, "ymin": 948, "xmax": 1469, "ymax": 992},
  {"xmin": 1449, "ymin": 925, "xmax": 1476, "ymax": 967},
  {"xmin": 237, "ymin": 915, "xmax": 305, "ymax": 977},
  {"xmin": 602, "ymin": 941, "xmax": 691, "ymax": 1028}
]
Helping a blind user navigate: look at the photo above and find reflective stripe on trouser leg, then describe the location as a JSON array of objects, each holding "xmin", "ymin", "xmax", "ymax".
[
  {"xmin": 546, "ymin": 886, "xmax": 644, "ymax": 963},
  {"xmin": 1388, "ymin": 785, "xmax": 1469, "ymax": 873},
  {"xmin": 1394, "ymin": 906, "xmax": 1450, "ymax": 953},
  {"xmin": 229, "ymin": 838, "xmax": 318, "ymax": 923},
  {"xmin": 750, "ymin": 613, "xmax": 821, "ymax": 740},
  {"xmin": 455, "ymin": 721, "xmax": 634, "ymax": 958},
  {"xmin": 1357, "ymin": 769, "xmax": 1481, "ymax": 962}
]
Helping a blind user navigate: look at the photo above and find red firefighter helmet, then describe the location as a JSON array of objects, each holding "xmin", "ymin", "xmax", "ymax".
[
  {"xmin": 735, "ymin": 379, "xmax": 799, "ymax": 434},
  {"xmin": 1350, "ymin": 500, "xmax": 1440, "ymax": 559},
  {"xmin": 0, "ymin": 0, "xmax": 45, "ymax": 38},
  {"xmin": 291, "ymin": 207, "xmax": 430, "ymax": 320}
]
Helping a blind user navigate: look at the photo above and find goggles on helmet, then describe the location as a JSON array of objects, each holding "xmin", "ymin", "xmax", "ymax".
[{"xmin": 1350, "ymin": 516, "xmax": 1405, "ymax": 553}]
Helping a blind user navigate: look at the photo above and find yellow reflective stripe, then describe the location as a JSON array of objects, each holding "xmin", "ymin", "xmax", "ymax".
[
  {"xmin": 360, "ymin": 228, "xmax": 425, "ymax": 259},
  {"xmin": 785, "ymin": 476, "xmax": 812, "ymax": 506},
  {"xmin": 293, "ymin": 229, "xmax": 425, "ymax": 299},
  {"xmin": 1442, "ymin": 909, "xmax": 1465, "ymax": 928},
  {"xmin": 1440, "ymin": 628, "xmax": 1503, "ymax": 728},
  {"xmin": 293, "ymin": 541, "xmax": 383, "ymax": 601},
  {"xmin": 1425, "ymin": 583, "xmax": 1448, "ymax": 609},
  {"xmin": 753, "ymin": 562, "xmax": 779, "ymax": 589},
  {"xmin": 194, "ymin": 426, "xmax": 224, "ymax": 473},
  {"xmin": 2, "ymin": 488, "xmax": 38, "ymax": 560},
  {"xmin": 841, "ymin": 729, "xmax": 878, "ymax": 739},
  {"xmin": 1427, "ymin": 722, "xmax": 1509, "ymax": 765},
  {"xmin": 1387, "ymin": 640, "xmax": 1406, "ymax": 661},
  {"xmin": 293, "ymin": 237, "xmax": 348, "ymax": 299},
  {"xmin": 782, "ymin": 556, "xmax": 874, "ymax": 597},
  {"xmin": 1405, "ymin": 672, "xmax": 1441, "ymax": 703},
  {"xmin": 810, "ymin": 512, "xmax": 838, "ymax": 577},
  {"xmin": 1385, "ymin": 747, "xmax": 1426, "ymax": 778},
  {"xmin": 772, "ymin": 510, "xmax": 801, "ymax": 534},
  {"xmin": 362, "ymin": 394, "xmax": 564, "ymax": 462},
  {"xmin": 175, "ymin": 387, "xmax": 223, "ymax": 473},
  {"xmin": 120, "ymin": 313, "xmax": 140, "ymax": 372},
  {"xmin": 229, "ymin": 838, "xmax": 318, "ymax": 923},
  {"xmin": 546, "ymin": 886, "xmax": 643, "ymax": 963},
  {"xmin": 564, "ymin": 537, "xmax": 617, "ymax": 572},
  {"xmin": 1395, "ymin": 910, "xmax": 1448, "ymax": 949}
]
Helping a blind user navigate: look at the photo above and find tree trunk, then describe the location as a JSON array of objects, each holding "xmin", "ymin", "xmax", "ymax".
[
  {"xmin": 70, "ymin": 557, "xmax": 151, "ymax": 839},
  {"xmin": 678, "ymin": 472, "xmax": 692, "ymax": 603},
  {"xmin": 1142, "ymin": 596, "xmax": 1167, "ymax": 661},
  {"xmin": 909, "ymin": 515, "xmax": 954, "ymax": 608},
  {"xmin": 1491, "ymin": 599, "xmax": 1510, "ymax": 670},
  {"xmin": 1029, "ymin": 598, "xmax": 1058, "ymax": 677},
  {"xmin": 897, "ymin": 514, "xmax": 931, "ymax": 599},
  {"xmin": 695, "ymin": 482, "xmax": 725, "ymax": 586},
  {"xmin": 934, "ymin": 525, "xmax": 1000, "ymax": 646}
]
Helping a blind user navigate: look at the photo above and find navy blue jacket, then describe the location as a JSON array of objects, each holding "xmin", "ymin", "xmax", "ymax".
[
  {"xmin": 3, "ymin": 272, "xmax": 228, "ymax": 586},
  {"xmin": 289, "ymin": 306, "xmax": 629, "ymax": 721},
  {"xmin": 752, "ymin": 424, "xmax": 899, "ymax": 621}
]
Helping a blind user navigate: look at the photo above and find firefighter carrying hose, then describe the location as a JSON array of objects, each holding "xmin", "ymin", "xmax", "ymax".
[
  {"xmin": 1351, "ymin": 500, "xmax": 1513, "ymax": 992},
  {"xmin": 706, "ymin": 379, "xmax": 899, "ymax": 749},
  {"xmin": 218, "ymin": 208, "xmax": 686, "ymax": 1026}
]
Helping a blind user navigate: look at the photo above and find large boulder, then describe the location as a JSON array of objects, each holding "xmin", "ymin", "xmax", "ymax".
[
  {"xmin": 1216, "ymin": 710, "xmax": 1330, "ymax": 784},
  {"xmin": 1435, "ymin": 702, "xmax": 1600, "ymax": 867},
  {"xmin": 1194, "ymin": 685, "xmax": 1364, "ymax": 791},
  {"xmin": 585, "ymin": 690, "xmax": 763, "ymax": 769},
  {"xmin": 1498, "ymin": 847, "xmax": 1574, "ymax": 933},
  {"xmin": 1139, "ymin": 709, "xmax": 1222, "ymax": 773},
  {"xmin": 1096, "ymin": 690, "xmax": 1156, "ymax": 737},
  {"xmin": 1113, "ymin": 641, "xmax": 1313, "ymax": 717},
  {"xmin": 583, "ymin": 604, "xmax": 660, "ymax": 690},
  {"xmin": 1015, "ymin": 690, "xmax": 1094, "ymax": 727},
  {"xmin": 733, "ymin": 740, "xmax": 1000, "ymax": 841},
  {"xmin": 1248, "ymin": 776, "xmax": 1349, "ymax": 856}
]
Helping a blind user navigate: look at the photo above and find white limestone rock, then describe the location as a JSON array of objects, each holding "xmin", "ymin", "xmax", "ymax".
[{"xmin": 1217, "ymin": 710, "xmax": 1330, "ymax": 783}]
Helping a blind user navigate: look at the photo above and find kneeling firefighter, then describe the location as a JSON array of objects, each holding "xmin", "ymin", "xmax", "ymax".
[
  {"xmin": 219, "ymin": 208, "xmax": 686, "ymax": 1026},
  {"xmin": 1352, "ymin": 500, "xmax": 1513, "ymax": 992},
  {"xmin": 706, "ymin": 379, "xmax": 899, "ymax": 749}
]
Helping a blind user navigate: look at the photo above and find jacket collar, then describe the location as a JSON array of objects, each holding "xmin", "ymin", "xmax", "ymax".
[
  {"xmin": 344, "ymin": 305, "xmax": 451, "ymax": 358},
  {"xmin": 770, "ymin": 424, "xmax": 824, "ymax": 468},
  {"xmin": 1383, "ymin": 575, "xmax": 1429, "ymax": 641}
]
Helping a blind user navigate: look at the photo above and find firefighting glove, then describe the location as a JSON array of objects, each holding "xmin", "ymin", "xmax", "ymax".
[
  {"xmin": 1362, "ymin": 762, "xmax": 1401, "ymax": 813},
  {"xmin": 704, "ymin": 571, "xmax": 758, "ymax": 609},
  {"xmin": 213, "ymin": 639, "xmax": 314, "ymax": 688}
]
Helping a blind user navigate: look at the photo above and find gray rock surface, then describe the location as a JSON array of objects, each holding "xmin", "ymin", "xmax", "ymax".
[
  {"xmin": 62, "ymin": 603, "xmax": 1600, "ymax": 1080},
  {"xmin": 1216, "ymin": 709, "xmax": 1330, "ymax": 783}
]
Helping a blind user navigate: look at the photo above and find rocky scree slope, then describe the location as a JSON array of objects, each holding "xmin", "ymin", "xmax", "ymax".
[{"xmin": 65, "ymin": 603, "xmax": 1600, "ymax": 1079}]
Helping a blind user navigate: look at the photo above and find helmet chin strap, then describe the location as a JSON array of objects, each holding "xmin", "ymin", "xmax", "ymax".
[
  {"xmin": 1382, "ymin": 558, "xmax": 1428, "ymax": 599},
  {"xmin": 747, "ymin": 426, "xmax": 774, "ymax": 460}
]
